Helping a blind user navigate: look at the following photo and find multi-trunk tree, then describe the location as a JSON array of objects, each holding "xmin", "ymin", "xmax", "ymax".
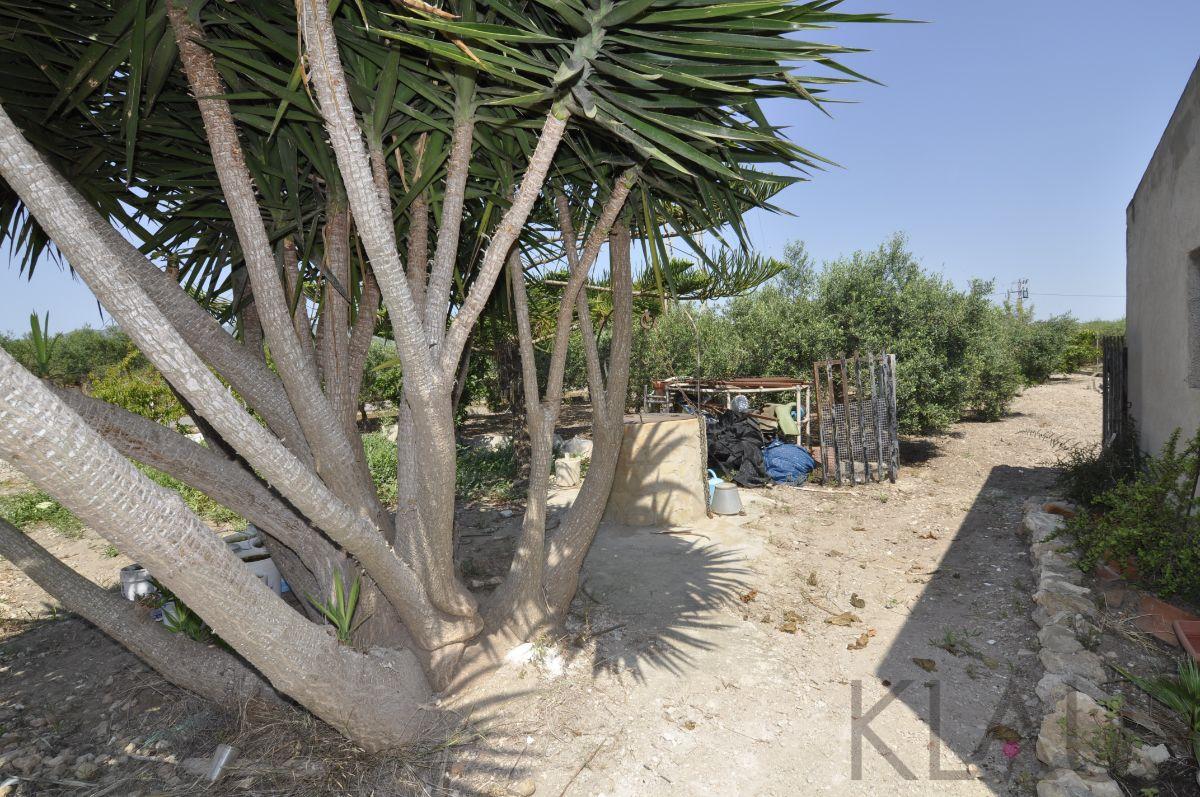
[{"xmin": 0, "ymin": 0, "xmax": 887, "ymax": 748}]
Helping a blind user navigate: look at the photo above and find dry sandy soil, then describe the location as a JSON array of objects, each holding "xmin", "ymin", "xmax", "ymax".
[{"xmin": 0, "ymin": 374, "xmax": 1112, "ymax": 795}]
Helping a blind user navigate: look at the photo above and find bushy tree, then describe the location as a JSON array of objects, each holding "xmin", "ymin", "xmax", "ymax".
[
  {"xmin": 2, "ymin": 324, "xmax": 131, "ymax": 385},
  {"xmin": 631, "ymin": 234, "xmax": 1033, "ymax": 434}
]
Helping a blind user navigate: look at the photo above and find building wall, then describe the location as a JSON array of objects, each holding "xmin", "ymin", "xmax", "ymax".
[{"xmin": 1127, "ymin": 58, "xmax": 1200, "ymax": 454}]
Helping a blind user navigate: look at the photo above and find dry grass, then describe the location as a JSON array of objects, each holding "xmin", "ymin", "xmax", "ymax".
[{"xmin": 94, "ymin": 695, "xmax": 481, "ymax": 797}]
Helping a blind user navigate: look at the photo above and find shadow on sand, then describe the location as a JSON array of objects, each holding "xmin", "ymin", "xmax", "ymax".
[{"xmin": 869, "ymin": 464, "xmax": 1059, "ymax": 792}]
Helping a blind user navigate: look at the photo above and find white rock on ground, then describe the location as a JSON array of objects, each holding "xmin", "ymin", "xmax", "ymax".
[
  {"xmin": 1024, "ymin": 511, "xmax": 1066, "ymax": 543},
  {"xmin": 1036, "ymin": 768, "xmax": 1123, "ymax": 797},
  {"xmin": 1038, "ymin": 624, "xmax": 1084, "ymax": 654},
  {"xmin": 1038, "ymin": 648, "xmax": 1107, "ymax": 685},
  {"xmin": 1125, "ymin": 742, "xmax": 1170, "ymax": 780}
]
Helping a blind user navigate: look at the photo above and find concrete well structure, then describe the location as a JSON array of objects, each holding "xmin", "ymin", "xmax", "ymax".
[{"xmin": 603, "ymin": 413, "xmax": 707, "ymax": 527}]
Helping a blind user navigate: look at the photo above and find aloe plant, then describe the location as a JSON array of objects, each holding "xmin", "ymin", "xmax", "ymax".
[
  {"xmin": 306, "ymin": 570, "xmax": 365, "ymax": 645},
  {"xmin": 27, "ymin": 312, "xmax": 58, "ymax": 378}
]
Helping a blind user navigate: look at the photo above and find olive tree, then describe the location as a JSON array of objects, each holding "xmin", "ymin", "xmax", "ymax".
[{"xmin": 0, "ymin": 0, "xmax": 887, "ymax": 748}]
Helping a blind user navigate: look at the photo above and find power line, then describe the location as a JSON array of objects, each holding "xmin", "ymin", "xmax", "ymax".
[
  {"xmin": 989, "ymin": 291, "xmax": 1125, "ymax": 299},
  {"xmin": 1028, "ymin": 292, "xmax": 1125, "ymax": 299}
]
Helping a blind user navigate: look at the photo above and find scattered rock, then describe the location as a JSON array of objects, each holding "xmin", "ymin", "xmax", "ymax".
[
  {"xmin": 1124, "ymin": 742, "xmax": 1169, "ymax": 780},
  {"xmin": 1038, "ymin": 624, "xmax": 1083, "ymax": 655},
  {"xmin": 1037, "ymin": 768, "xmax": 1122, "ymax": 797},
  {"xmin": 1033, "ymin": 591, "xmax": 1097, "ymax": 628},
  {"xmin": 74, "ymin": 760, "xmax": 100, "ymax": 781},
  {"xmin": 559, "ymin": 436, "xmax": 592, "ymax": 458},
  {"xmin": 1024, "ymin": 511, "xmax": 1065, "ymax": 544}
]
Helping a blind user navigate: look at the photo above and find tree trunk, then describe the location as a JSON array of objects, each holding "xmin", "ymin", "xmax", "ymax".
[
  {"xmin": 0, "ymin": 349, "xmax": 433, "ymax": 750},
  {"xmin": 0, "ymin": 517, "xmax": 276, "ymax": 708},
  {"xmin": 544, "ymin": 218, "xmax": 635, "ymax": 618}
]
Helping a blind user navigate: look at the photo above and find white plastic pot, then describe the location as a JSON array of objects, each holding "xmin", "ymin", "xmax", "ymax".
[
  {"xmin": 119, "ymin": 564, "xmax": 157, "ymax": 601},
  {"xmin": 241, "ymin": 553, "xmax": 283, "ymax": 595}
]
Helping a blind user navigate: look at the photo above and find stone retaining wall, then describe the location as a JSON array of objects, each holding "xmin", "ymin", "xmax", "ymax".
[{"xmin": 1022, "ymin": 499, "xmax": 1171, "ymax": 797}]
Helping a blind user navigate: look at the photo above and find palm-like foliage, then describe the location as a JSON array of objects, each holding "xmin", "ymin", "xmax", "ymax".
[
  {"xmin": 1120, "ymin": 659, "xmax": 1200, "ymax": 765},
  {"xmin": 0, "ymin": 0, "xmax": 893, "ymax": 306}
]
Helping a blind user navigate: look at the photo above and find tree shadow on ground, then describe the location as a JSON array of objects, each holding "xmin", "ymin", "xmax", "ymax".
[
  {"xmin": 572, "ymin": 414, "xmax": 750, "ymax": 681},
  {"xmin": 871, "ymin": 464, "xmax": 1059, "ymax": 793},
  {"xmin": 899, "ymin": 437, "xmax": 941, "ymax": 467},
  {"xmin": 0, "ymin": 416, "xmax": 747, "ymax": 795}
]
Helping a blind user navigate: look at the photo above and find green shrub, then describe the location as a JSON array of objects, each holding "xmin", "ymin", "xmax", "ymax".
[
  {"xmin": 1007, "ymin": 312, "xmax": 1079, "ymax": 385},
  {"xmin": 1053, "ymin": 430, "xmax": 1141, "ymax": 509},
  {"xmin": 1064, "ymin": 428, "xmax": 1200, "ymax": 600},
  {"xmin": 1, "ymin": 325, "xmax": 132, "ymax": 385},
  {"xmin": 361, "ymin": 432, "xmax": 398, "ymax": 505},
  {"xmin": 0, "ymin": 490, "xmax": 83, "ymax": 537},
  {"xmin": 87, "ymin": 351, "xmax": 184, "ymax": 424},
  {"xmin": 360, "ymin": 432, "xmax": 519, "ymax": 505},
  {"xmin": 360, "ymin": 338, "xmax": 403, "ymax": 410},
  {"xmin": 138, "ymin": 465, "xmax": 245, "ymax": 528},
  {"xmin": 456, "ymin": 443, "xmax": 519, "ymax": 504},
  {"xmin": 630, "ymin": 235, "xmax": 1028, "ymax": 434}
]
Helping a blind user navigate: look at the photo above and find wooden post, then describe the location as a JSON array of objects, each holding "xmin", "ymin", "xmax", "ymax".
[
  {"xmin": 838, "ymin": 357, "xmax": 855, "ymax": 484},
  {"xmin": 853, "ymin": 355, "xmax": 870, "ymax": 482}
]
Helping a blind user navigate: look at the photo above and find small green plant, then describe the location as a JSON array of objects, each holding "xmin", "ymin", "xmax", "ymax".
[
  {"xmin": 1065, "ymin": 427, "xmax": 1200, "ymax": 600},
  {"xmin": 456, "ymin": 442, "xmax": 519, "ymax": 504},
  {"xmin": 102, "ymin": 544, "xmax": 119, "ymax": 558},
  {"xmin": 1051, "ymin": 428, "xmax": 1141, "ymax": 509},
  {"xmin": 151, "ymin": 583, "xmax": 221, "ymax": 645},
  {"xmin": 931, "ymin": 629, "xmax": 979, "ymax": 658},
  {"xmin": 0, "ymin": 491, "xmax": 83, "ymax": 537},
  {"xmin": 1118, "ymin": 659, "xmax": 1200, "ymax": 766},
  {"xmin": 305, "ymin": 570, "xmax": 364, "ymax": 644},
  {"xmin": 361, "ymin": 432, "xmax": 398, "ymax": 505},
  {"xmin": 27, "ymin": 312, "xmax": 59, "ymax": 378}
]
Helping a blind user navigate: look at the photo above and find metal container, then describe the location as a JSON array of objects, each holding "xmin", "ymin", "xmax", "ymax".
[{"xmin": 710, "ymin": 482, "xmax": 743, "ymax": 515}]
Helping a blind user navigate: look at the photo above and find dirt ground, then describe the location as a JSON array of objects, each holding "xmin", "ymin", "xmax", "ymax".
[{"xmin": 0, "ymin": 374, "xmax": 1119, "ymax": 795}]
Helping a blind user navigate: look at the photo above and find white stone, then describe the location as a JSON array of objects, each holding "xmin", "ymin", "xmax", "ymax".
[
  {"xmin": 1039, "ymin": 624, "xmax": 1084, "ymax": 654},
  {"xmin": 1024, "ymin": 511, "xmax": 1066, "ymax": 544},
  {"xmin": 554, "ymin": 456, "xmax": 582, "ymax": 488},
  {"xmin": 1036, "ymin": 673, "xmax": 1071, "ymax": 704},
  {"xmin": 1036, "ymin": 692, "xmax": 1117, "ymax": 770},
  {"xmin": 1039, "ymin": 648, "xmax": 1107, "ymax": 685},
  {"xmin": 475, "ymin": 433, "xmax": 512, "ymax": 452},
  {"xmin": 560, "ymin": 436, "xmax": 593, "ymax": 458},
  {"xmin": 1125, "ymin": 743, "xmax": 1170, "ymax": 780}
]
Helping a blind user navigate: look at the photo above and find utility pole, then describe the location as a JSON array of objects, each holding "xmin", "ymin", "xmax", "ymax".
[{"xmin": 1006, "ymin": 279, "xmax": 1029, "ymax": 314}]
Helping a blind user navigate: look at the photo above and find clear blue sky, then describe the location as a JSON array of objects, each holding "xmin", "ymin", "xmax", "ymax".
[{"xmin": 3, "ymin": 0, "xmax": 1199, "ymax": 332}]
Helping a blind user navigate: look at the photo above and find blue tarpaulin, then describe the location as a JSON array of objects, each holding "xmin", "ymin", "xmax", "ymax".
[{"xmin": 762, "ymin": 440, "xmax": 815, "ymax": 485}]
